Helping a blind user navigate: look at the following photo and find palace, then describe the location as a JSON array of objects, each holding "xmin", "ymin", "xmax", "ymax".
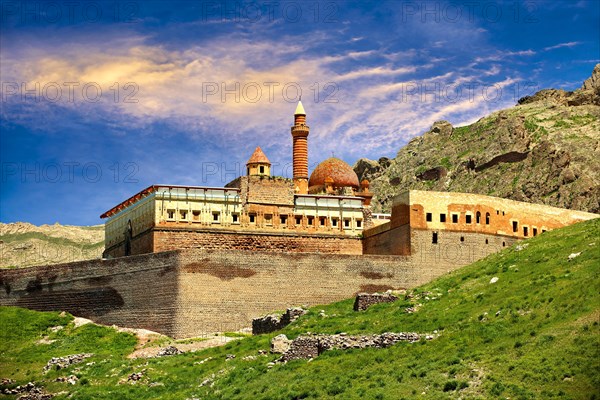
[
  {"xmin": 100, "ymin": 101, "xmax": 376, "ymax": 258},
  {"xmin": 100, "ymin": 101, "xmax": 597, "ymax": 260}
]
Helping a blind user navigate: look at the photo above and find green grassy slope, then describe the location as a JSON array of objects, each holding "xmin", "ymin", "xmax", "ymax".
[{"xmin": 1, "ymin": 219, "xmax": 599, "ymax": 399}]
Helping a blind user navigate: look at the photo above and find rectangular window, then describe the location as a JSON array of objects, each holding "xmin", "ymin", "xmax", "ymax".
[
  {"xmin": 523, "ymin": 226, "xmax": 528, "ymax": 236},
  {"xmin": 432, "ymin": 232, "xmax": 438, "ymax": 244},
  {"xmin": 167, "ymin": 210, "xmax": 175, "ymax": 219},
  {"xmin": 319, "ymin": 216, "xmax": 326, "ymax": 226},
  {"xmin": 344, "ymin": 219, "xmax": 350, "ymax": 228},
  {"xmin": 180, "ymin": 210, "xmax": 187, "ymax": 220},
  {"xmin": 307, "ymin": 216, "xmax": 314, "ymax": 226},
  {"xmin": 249, "ymin": 214, "xmax": 256, "ymax": 223},
  {"xmin": 533, "ymin": 228, "xmax": 537, "ymax": 236},
  {"xmin": 426, "ymin": 212, "xmax": 432, "ymax": 222},
  {"xmin": 232, "ymin": 213, "xmax": 239, "ymax": 223},
  {"xmin": 440, "ymin": 213, "xmax": 446, "ymax": 222},
  {"xmin": 280, "ymin": 215, "xmax": 287, "ymax": 225},
  {"xmin": 332, "ymin": 218, "xmax": 338, "ymax": 227},
  {"xmin": 212, "ymin": 212, "xmax": 220, "ymax": 222},
  {"xmin": 356, "ymin": 219, "xmax": 362, "ymax": 228},
  {"xmin": 295, "ymin": 216, "xmax": 302, "ymax": 225},
  {"xmin": 465, "ymin": 215, "xmax": 472, "ymax": 224},
  {"xmin": 452, "ymin": 214, "xmax": 458, "ymax": 224},
  {"xmin": 260, "ymin": 166, "xmax": 265, "ymax": 174},
  {"xmin": 512, "ymin": 221, "xmax": 518, "ymax": 232},
  {"xmin": 192, "ymin": 210, "xmax": 200, "ymax": 221}
]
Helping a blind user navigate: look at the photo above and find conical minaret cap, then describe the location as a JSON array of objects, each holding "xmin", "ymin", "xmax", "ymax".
[
  {"xmin": 246, "ymin": 146, "xmax": 271, "ymax": 165},
  {"xmin": 294, "ymin": 100, "xmax": 306, "ymax": 115}
]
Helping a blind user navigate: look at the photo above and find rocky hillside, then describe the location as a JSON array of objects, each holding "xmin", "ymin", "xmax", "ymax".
[
  {"xmin": 0, "ymin": 222, "xmax": 104, "ymax": 268},
  {"xmin": 356, "ymin": 64, "xmax": 600, "ymax": 214}
]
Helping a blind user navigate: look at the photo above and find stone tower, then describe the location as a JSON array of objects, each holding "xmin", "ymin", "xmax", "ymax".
[
  {"xmin": 246, "ymin": 146, "xmax": 271, "ymax": 177},
  {"xmin": 291, "ymin": 100, "xmax": 309, "ymax": 194}
]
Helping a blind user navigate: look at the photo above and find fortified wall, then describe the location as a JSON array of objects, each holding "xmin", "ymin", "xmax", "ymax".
[{"xmin": 1, "ymin": 241, "xmax": 492, "ymax": 338}]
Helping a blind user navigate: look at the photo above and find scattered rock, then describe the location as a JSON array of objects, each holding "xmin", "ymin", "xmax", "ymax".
[
  {"xmin": 43, "ymin": 354, "xmax": 93, "ymax": 373},
  {"xmin": 54, "ymin": 375, "xmax": 78, "ymax": 385},
  {"xmin": 193, "ymin": 357, "xmax": 213, "ymax": 365},
  {"xmin": 515, "ymin": 243, "xmax": 529, "ymax": 252},
  {"xmin": 127, "ymin": 370, "xmax": 145, "ymax": 382},
  {"xmin": 156, "ymin": 346, "xmax": 182, "ymax": 357},
  {"xmin": 199, "ymin": 376, "xmax": 214, "ymax": 387},
  {"xmin": 490, "ymin": 277, "xmax": 499, "ymax": 284},
  {"xmin": 568, "ymin": 252, "xmax": 581, "ymax": 260},
  {"xmin": 225, "ymin": 354, "xmax": 236, "ymax": 361},
  {"xmin": 1, "ymin": 382, "xmax": 52, "ymax": 399}
]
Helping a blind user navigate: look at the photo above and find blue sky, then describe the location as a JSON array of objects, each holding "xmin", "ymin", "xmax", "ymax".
[{"xmin": 1, "ymin": 0, "xmax": 598, "ymax": 225}]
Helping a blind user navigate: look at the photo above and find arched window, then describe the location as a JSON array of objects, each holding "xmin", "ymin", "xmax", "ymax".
[
  {"xmin": 485, "ymin": 212, "xmax": 490, "ymax": 225},
  {"xmin": 476, "ymin": 211, "xmax": 481, "ymax": 224}
]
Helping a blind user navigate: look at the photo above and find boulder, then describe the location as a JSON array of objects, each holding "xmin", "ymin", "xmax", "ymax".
[{"xmin": 270, "ymin": 334, "xmax": 292, "ymax": 354}]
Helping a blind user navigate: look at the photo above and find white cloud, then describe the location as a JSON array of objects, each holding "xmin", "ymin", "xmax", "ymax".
[
  {"xmin": 2, "ymin": 32, "xmax": 527, "ymax": 163},
  {"xmin": 543, "ymin": 41, "xmax": 581, "ymax": 51}
]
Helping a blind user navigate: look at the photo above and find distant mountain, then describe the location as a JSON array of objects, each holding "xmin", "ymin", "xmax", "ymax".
[
  {"xmin": 355, "ymin": 64, "xmax": 600, "ymax": 214},
  {"xmin": 0, "ymin": 222, "xmax": 104, "ymax": 268}
]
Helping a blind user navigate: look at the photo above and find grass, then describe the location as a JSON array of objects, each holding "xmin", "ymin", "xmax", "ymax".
[
  {"xmin": 440, "ymin": 157, "xmax": 452, "ymax": 169},
  {"xmin": 1, "ymin": 219, "xmax": 599, "ymax": 399}
]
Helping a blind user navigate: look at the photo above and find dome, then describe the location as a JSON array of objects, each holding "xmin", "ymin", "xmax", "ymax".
[{"xmin": 309, "ymin": 157, "xmax": 360, "ymax": 189}]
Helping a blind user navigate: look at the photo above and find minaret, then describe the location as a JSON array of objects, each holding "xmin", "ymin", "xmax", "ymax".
[{"xmin": 291, "ymin": 100, "xmax": 309, "ymax": 194}]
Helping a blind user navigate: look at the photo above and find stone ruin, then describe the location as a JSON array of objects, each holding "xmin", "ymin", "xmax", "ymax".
[
  {"xmin": 272, "ymin": 332, "xmax": 424, "ymax": 361},
  {"xmin": 353, "ymin": 292, "xmax": 398, "ymax": 311},
  {"xmin": 252, "ymin": 307, "xmax": 307, "ymax": 335}
]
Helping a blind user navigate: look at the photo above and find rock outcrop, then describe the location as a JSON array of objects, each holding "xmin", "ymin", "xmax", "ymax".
[{"xmin": 355, "ymin": 64, "xmax": 600, "ymax": 214}]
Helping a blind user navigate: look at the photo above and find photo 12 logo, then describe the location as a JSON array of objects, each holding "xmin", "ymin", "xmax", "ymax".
[
  {"xmin": 399, "ymin": 1, "xmax": 539, "ymax": 23},
  {"xmin": 1, "ymin": 82, "xmax": 139, "ymax": 104},
  {"xmin": 0, "ymin": 1, "xmax": 140, "ymax": 24},
  {"xmin": 1, "ymin": 162, "xmax": 139, "ymax": 184},
  {"xmin": 201, "ymin": 81, "xmax": 339, "ymax": 104},
  {"xmin": 200, "ymin": 1, "xmax": 338, "ymax": 23}
]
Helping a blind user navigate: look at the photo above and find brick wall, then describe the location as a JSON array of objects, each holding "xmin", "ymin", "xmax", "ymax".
[
  {"xmin": 0, "ymin": 251, "xmax": 180, "ymax": 335},
  {"xmin": 363, "ymin": 224, "xmax": 411, "ymax": 255},
  {"xmin": 1, "ymin": 244, "xmax": 480, "ymax": 338},
  {"xmin": 173, "ymin": 249, "xmax": 418, "ymax": 337},
  {"xmin": 240, "ymin": 176, "xmax": 295, "ymax": 206},
  {"xmin": 153, "ymin": 228, "xmax": 363, "ymax": 254}
]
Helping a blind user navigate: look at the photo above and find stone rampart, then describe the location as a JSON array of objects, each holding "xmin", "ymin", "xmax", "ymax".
[{"xmin": 1, "ymin": 245, "xmax": 474, "ymax": 338}]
